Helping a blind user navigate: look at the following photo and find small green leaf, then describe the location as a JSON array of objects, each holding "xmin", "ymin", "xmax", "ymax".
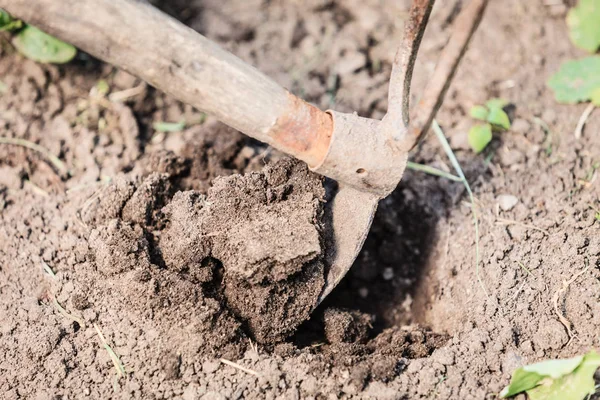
[
  {"xmin": 152, "ymin": 120, "xmax": 186, "ymax": 132},
  {"xmin": 485, "ymin": 98, "xmax": 508, "ymax": 110},
  {"xmin": 521, "ymin": 355, "xmax": 584, "ymax": 379},
  {"xmin": 470, "ymin": 105, "xmax": 489, "ymax": 121},
  {"xmin": 12, "ymin": 25, "xmax": 76, "ymax": 64},
  {"xmin": 487, "ymin": 107, "xmax": 511, "ymax": 130},
  {"xmin": 566, "ymin": 0, "xmax": 600, "ymax": 53},
  {"xmin": 468, "ymin": 123, "xmax": 492, "ymax": 153},
  {"xmin": 96, "ymin": 80, "xmax": 110, "ymax": 96},
  {"xmin": 0, "ymin": 9, "xmax": 23, "ymax": 31},
  {"xmin": 595, "ymin": 211, "xmax": 600, "ymax": 221},
  {"xmin": 527, "ymin": 351, "xmax": 600, "ymax": 400},
  {"xmin": 501, "ymin": 351, "xmax": 600, "ymax": 399},
  {"xmin": 500, "ymin": 355, "xmax": 585, "ymax": 397},
  {"xmin": 548, "ymin": 56, "xmax": 600, "ymax": 104}
]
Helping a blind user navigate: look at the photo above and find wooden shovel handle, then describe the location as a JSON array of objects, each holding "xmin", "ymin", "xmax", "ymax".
[{"xmin": 0, "ymin": 0, "xmax": 333, "ymax": 167}]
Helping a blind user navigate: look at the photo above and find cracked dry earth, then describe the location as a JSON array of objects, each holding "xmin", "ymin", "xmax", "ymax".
[{"xmin": 1, "ymin": 0, "xmax": 600, "ymax": 399}]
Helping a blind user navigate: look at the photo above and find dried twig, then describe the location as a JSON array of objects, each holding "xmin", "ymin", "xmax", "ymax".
[
  {"xmin": 0, "ymin": 137, "xmax": 68, "ymax": 175},
  {"xmin": 108, "ymin": 83, "xmax": 146, "ymax": 102},
  {"xmin": 52, "ymin": 296, "xmax": 85, "ymax": 327},
  {"xmin": 495, "ymin": 217, "xmax": 549, "ymax": 235},
  {"xmin": 574, "ymin": 103, "xmax": 595, "ymax": 139},
  {"xmin": 552, "ymin": 259, "xmax": 591, "ymax": 344},
  {"xmin": 24, "ymin": 179, "xmax": 49, "ymax": 197},
  {"xmin": 220, "ymin": 359, "xmax": 259, "ymax": 376}
]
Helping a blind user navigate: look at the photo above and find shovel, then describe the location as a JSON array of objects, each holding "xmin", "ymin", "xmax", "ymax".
[{"xmin": 2, "ymin": 0, "xmax": 487, "ymax": 304}]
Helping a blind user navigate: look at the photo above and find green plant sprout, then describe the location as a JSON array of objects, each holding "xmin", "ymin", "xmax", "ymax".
[
  {"xmin": 468, "ymin": 98, "xmax": 511, "ymax": 153},
  {"xmin": 0, "ymin": 9, "xmax": 76, "ymax": 64}
]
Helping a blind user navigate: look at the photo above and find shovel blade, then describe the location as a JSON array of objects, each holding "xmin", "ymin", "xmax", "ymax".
[{"xmin": 318, "ymin": 184, "xmax": 379, "ymax": 304}]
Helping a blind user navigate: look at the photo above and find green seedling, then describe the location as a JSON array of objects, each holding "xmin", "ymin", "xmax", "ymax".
[
  {"xmin": 468, "ymin": 98, "xmax": 511, "ymax": 153},
  {"xmin": 95, "ymin": 79, "xmax": 110, "ymax": 96},
  {"xmin": 468, "ymin": 123, "xmax": 492, "ymax": 154},
  {"xmin": 0, "ymin": 9, "xmax": 76, "ymax": 64},
  {"xmin": 501, "ymin": 350, "xmax": 600, "ymax": 400},
  {"xmin": 0, "ymin": 9, "xmax": 22, "ymax": 31}
]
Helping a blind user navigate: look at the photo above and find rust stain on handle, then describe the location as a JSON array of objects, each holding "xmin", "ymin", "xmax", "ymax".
[{"xmin": 269, "ymin": 93, "xmax": 333, "ymax": 168}]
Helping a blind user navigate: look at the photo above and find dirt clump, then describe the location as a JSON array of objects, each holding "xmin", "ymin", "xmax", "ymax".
[{"xmin": 160, "ymin": 158, "xmax": 327, "ymax": 343}]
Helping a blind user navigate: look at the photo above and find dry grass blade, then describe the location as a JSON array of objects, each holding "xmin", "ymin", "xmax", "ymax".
[
  {"xmin": 496, "ymin": 217, "xmax": 549, "ymax": 235},
  {"xmin": 94, "ymin": 323, "xmax": 126, "ymax": 378},
  {"xmin": 108, "ymin": 83, "xmax": 145, "ymax": 102},
  {"xmin": 552, "ymin": 259, "xmax": 591, "ymax": 344},
  {"xmin": 0, "ymin": 137, "xmax": 68, "ymax": 175},
  {"xmin": 432, "ymin": 120, "xmax": 489, "ymax": 298},
  {"xmin": 406, "ymin": 161, "xmax": 462, "ymax": 182},
  {"xmin": 53, "ymin": 296, "xmax": 85, "ymax": 327},
  {"xmin": 574, "ymin": 103, "xmax": 595, "ymax": 139},
  {"xmin": 24, "ymin": 179, "xmax": 49, "ymax": 197},
  {"xmin": 220, "ymin": 359, "xmax": 259, "ymax": 376},
  {"xmin": 42, "ymin": 261, "xmax": 57, "ymax": 279},
  {"xmin": 516, "ymin": 260, "xmax": 535, "ymax": 277}
]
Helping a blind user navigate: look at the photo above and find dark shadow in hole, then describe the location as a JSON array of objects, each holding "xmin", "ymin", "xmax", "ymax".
[{"xmin": 293, "ymin": 167, "xmax": 468, "ymax": 348}]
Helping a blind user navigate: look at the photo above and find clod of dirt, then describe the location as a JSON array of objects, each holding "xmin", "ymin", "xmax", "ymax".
[
  {"xmin": 89, "ymin": 219, "xmax": 152, "ymax": 277},
  {"xmin": 122, "ymin": 173, "xmax": 173, "ymax": 228},
  {"xmin": 80, "ymin": 175, "xmax": 137, "ymax": 226},
  {"xmin": 323, "ymin": 308, "xmax": 372, "ymax": 344},
  {"xmin": 159, "ymin": 158, "xmax": 327, "ymax": 343}
]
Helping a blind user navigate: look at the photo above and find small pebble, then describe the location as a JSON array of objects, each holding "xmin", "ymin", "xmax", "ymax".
[
  {"xmin": 202, "ymin": 359, "xmax": 221, "ymax": 374},
  {"xmin": 382, "ymin": 268, "xmax": 394, "ymax": 280},
  {"xmin": 511, "ymin": 118, "xmax": 530, "ymax": 134},
  {"xmin": 358, "ymin": 287, "xmax": 369, "ymax": 298},
  {"xmin": 497, "ymin": 194, "xmax": 518, "ymax": 211}
]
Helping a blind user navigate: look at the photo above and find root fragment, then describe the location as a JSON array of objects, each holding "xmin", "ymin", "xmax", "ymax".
[
  {"xmin": 552, "ymin": 259, "xmax": 591, "ymax": 344},
  {"xmin": 220, "ymin": 359, "xmax": 259, "ymax": 376}
]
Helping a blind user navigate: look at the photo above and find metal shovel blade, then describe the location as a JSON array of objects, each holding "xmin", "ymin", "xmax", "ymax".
[{"xmin": 317, "ymin": 184, "xmax": 379, "ymax": 304}]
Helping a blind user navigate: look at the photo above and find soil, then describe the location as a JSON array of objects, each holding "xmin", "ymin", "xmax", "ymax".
[{"xmin": 1, "ymin": 0, "xmax": 600, "ymax": 399}]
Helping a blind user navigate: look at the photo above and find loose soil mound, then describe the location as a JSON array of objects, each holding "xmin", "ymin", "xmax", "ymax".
[{"xmin": 1, "ymin": 0, "xmax": 600, "ymax": 399}]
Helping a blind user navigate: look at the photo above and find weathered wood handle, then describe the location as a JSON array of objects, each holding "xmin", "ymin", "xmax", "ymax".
[
  {"xmin": 3, "ymin": 0, "xmax": 487, "ymax": 195},
  {"xmin": 0, "ymin": 0, "xmax": 333, "ymax": 167}
]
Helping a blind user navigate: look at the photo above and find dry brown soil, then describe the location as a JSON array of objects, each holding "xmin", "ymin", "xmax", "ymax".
[{"xmin": 1, "ymin": 0, "xmax": 600, "ymax": 399}]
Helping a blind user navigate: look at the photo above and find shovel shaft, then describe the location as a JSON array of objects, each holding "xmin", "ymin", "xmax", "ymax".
[{"xmin": 0, "ymin": 0, "xmax": 332, "ymax": 167}]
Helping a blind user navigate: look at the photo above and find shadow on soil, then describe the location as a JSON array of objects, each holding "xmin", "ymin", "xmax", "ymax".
[{"xmin": 293, "ymin": 169, "xmax": 468, "ymax": 346}]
